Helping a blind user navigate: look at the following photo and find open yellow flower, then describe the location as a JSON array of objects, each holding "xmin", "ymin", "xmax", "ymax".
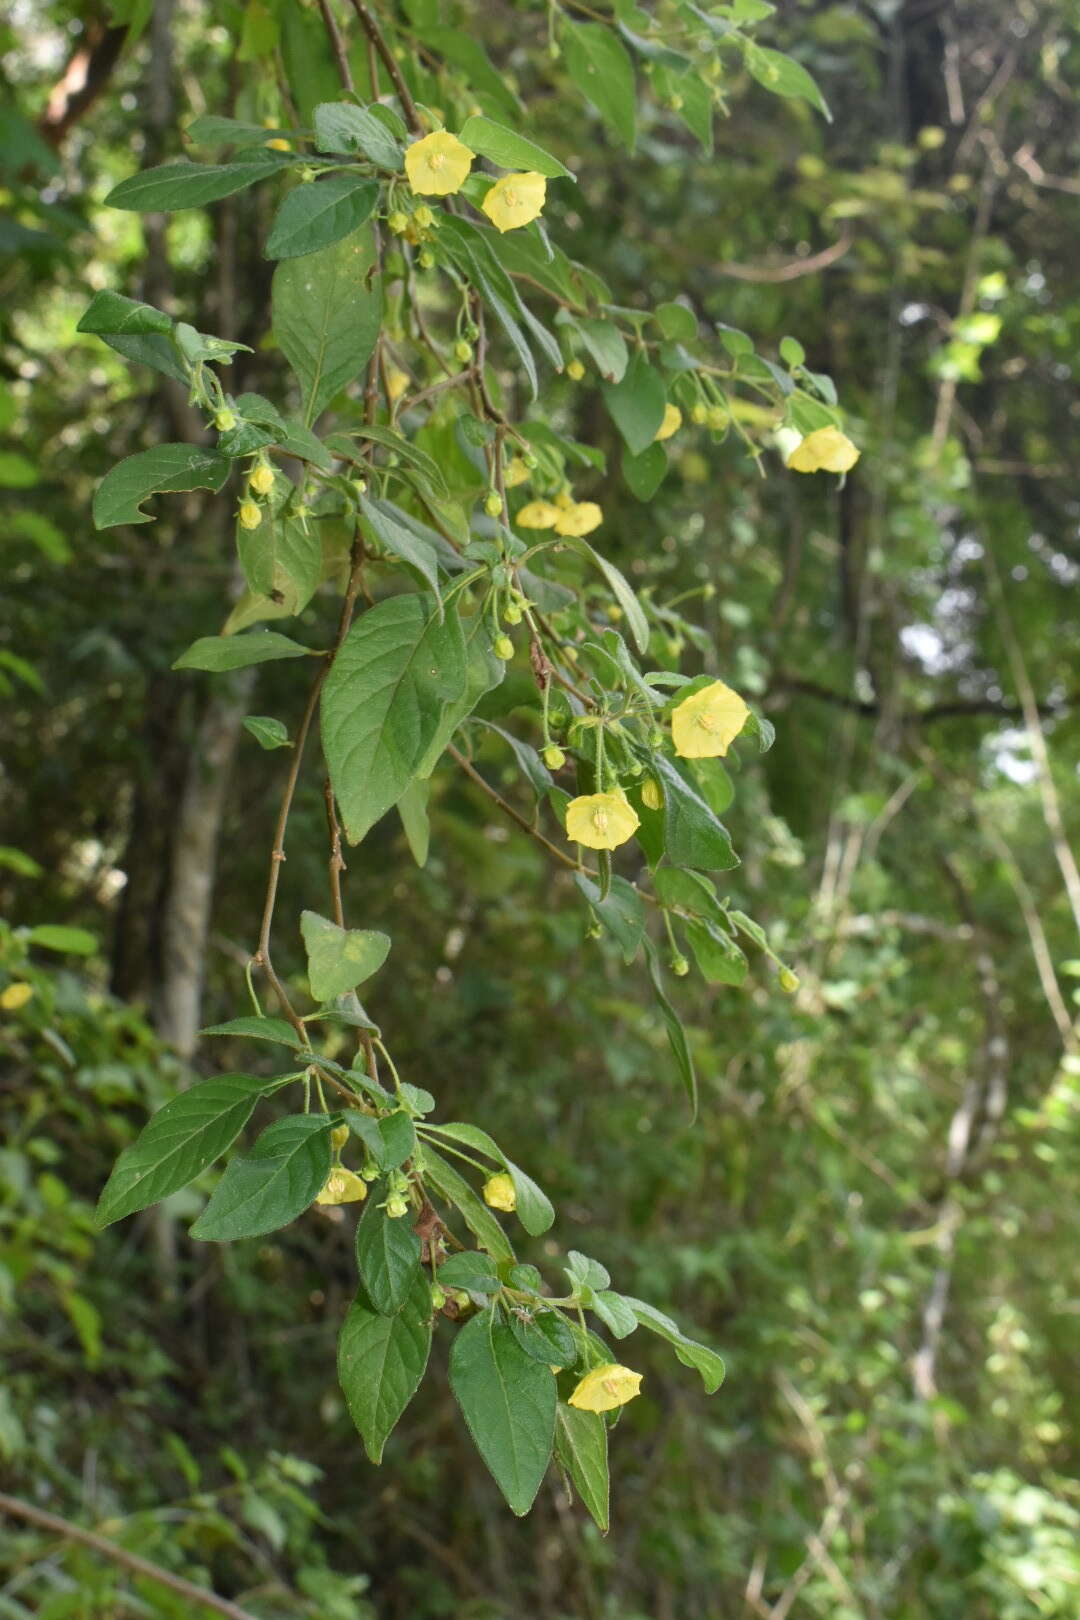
[
  {"xmin": 482, "ymin": 1172, "xmax": 516, "ymax": 1211},
  {"xmin": 516, "ymin": 499, "xmax": 561, "ymax": 530},
  {"xmin": 404, "ymin": 130, "xmax": 474, "ymax": 197},
  {"xmin": 655, "ymin": 403, "xmax": 683, "ymax": 442},
  {"xmin": 553, "ymin": 501, "xmax": 602, "ymax": 537},
  {"xmin": 481, "ymin": 171, "xmax": 547, "ymax": 233},
  {"xmin": 787, "ymin": 427, "xmax": 860, "ymax": 474},
  {"xmin": 315, "ymin": 1169, "xmax": 368, "ymax": 1206},
  {"xmin": 566, "ymin": 791, "xmax": 640, "ymax": 851},
  {"xmin": 671, "ymin": 680, "xmax": 750, "ymax": 759},
  {"xmin": 569, "ymin": 1363, "xmax": 643, "ymax": 1413}
]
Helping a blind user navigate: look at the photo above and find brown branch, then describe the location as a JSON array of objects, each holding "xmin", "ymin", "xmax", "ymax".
[
  {"xmin": 716, "ymin": 233, "xmax": 852, "ymax": 284},
  {"xmin": 39, "ymin": 23, "xmax": 128, "ymax": 148},
  {"xmin": 345, "ymin": 0, "xmax": 422, "ymax": 132},
  {"xmin": 0, "ymin": 1491, "xmax": 261, "ymax": 1620},
  {"xmin": 317, "ymin": 0, "xmax": 355, "ymax": 92},
  {"xmin": 447, "ymin": 744, "xmax": 584, "ymax": 872}
]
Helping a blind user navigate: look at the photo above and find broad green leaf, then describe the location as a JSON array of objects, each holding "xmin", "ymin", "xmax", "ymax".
[
  {"xmin": 419, "ymin": 1146, "xmax": 515, "ymax": 1263},
  {"xmin": 376, "ymin": 1111, "xmax": 416, "ymax": 1171},
  {"xmin": 266, "ymin": 174, "xmax": 378, "ymax": 260},
  {"xmin": 272, "ymin": 225, "xmax": 381, "ymax": 424},
  {"xmin": 508, "ymin": 1309, "xmax": 577, "ymax": 1368},
  {"xmin": 622, "ymin": 442, "xmax": 667, "ymax": 501},
  {"xmin": 622, "ymin": 1297, "xmax": 726, "ymax": 1392},
  {"xmin": 426, "ymin": 1123, "xmax": 554, "ymax": 1235},
  {"xmin": 237, "ymin": 514, "xmax": 322, "ymax": 613},
  {"xmin": 573, "ymin": 316, "xmax": 627, "ymax": 382},
  {"xmin": 458, "ymin": 115, "xmax": 573, "ymax": 180},
  {"xmin": 646, "ymin": 945, "xmax": 697, "ymax": 1116},
  {"xmin": 654, "ymin": 756, "xmax": 737, "ymax": 871},
  {"xmin": 93, "ymin": 445, "xmax": 230, "ymax": 529},
  {"xmin": 27, "ymin": 924, "xmax": 97, "ymax": 956},
  {"xmin": 173, "ymin": 631, "xmax": 313, "ymax": 672},
  {"xmin": 449, "ymin": 1308, "xmax": 556, "ymax": 1516},
  {"xmin": 95, "ymin": 1074, "xmax": 270, "ymax": 1228},
  {"xmin": 591, "ymin": 1289, "xmax": 638, "ymax": 1339},
  {"xmin": 313, "ymin": 102, "xmax": 403, "ymax": 169},
  {"xmin": 574, "ymin": 872, "xmax": 644, "ymax": 964},
  {"xmin": 573, "ymin": 538, "xmax": 649, "ymax": 655},
  {"xmin": 746, "ymin": 46, "xmax": 831, "ymax": 121},
  {"xmin": 601, "ymin": 353, "xmax": 666, "ymax": 456},
  {"xmin": 338, "ymin": 1269, "xmax": 432, "ymax": 1462},
  {"xmin": 652, "ymin": 866, "xmax": 726, "ymax": 925},
  {"xmin": 190, "ymin": 1115, "xmax": 332, "ymax": 1241},
  {"xmin": 199, "ymin": 1015, "xmax": 299, "ymax": 1046},
  {"xmin": 685, "ymin": 919, "xmax": 748, "ymax": 986},
  {"xmin": 355, "ymin": 1193, "xmax": 422, "ymax": 1314},
  {"xmin": 359, "ymin": 494, "xmax": 441, "ymax": 600},
  {"xmin": 437, "ymin": 1251, "xmax": 501, "ymax": 1294},
  {"xmin": 555, "ymin": 1403, "xmax": 609, "ymax": 1532},
  {"xmin": 321, "ymin": 594, "xmax": 467, "ymax": 844},
  {"xmin": 300, "ymin": 910, "xmax": 390, "ymax": 1002},
  {"xmin": 655, "ymin": 301, "xmax": 698, "ymax": 343},
  {"xmin": 106, "ymin": 157, "xmax": 290, "ymax": 211},
  {"xmin": 77, "ymin": 290, "xmax": 172, "ymax": 336},
  {"xmin": 562, "ymin": 21, "xmax": 637, "ymax": 149},
  {"xmin": 243, "ymin": 715, "xmax": 292, "ymax": 750}
]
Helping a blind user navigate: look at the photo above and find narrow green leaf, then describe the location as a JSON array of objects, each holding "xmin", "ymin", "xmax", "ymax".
[
  {"xmin": 573, "ymin": 316, "xmax": 627, "ymax": 382},
  {"xmin": 190, "ymin": 1115, "xmax": 333, "ymax": 1241},
  {"xmin": 555, "ymin": 1403, "xmax": 609, "ymax": 1532},
  {"xmin": 359, "ymin": 494, "xmax": 441, "ymax": 599},
  {"xmin": 338, "ymin": 1269, "xmax": 432, "ymax": 1462},
  {"xmin": 266, "ymin": 174, "xmax": 378, "ymax": 260},
  {"xmin": 199, "ymin": 1016, "xmax": 299, "ymax": 1046},
  {"xmin": 355, "ymin": 1193, "xmax": 422, "ymax": 1315},
  {"xmin": 93, "ymin": 446, "xmax": 230, "ymax": 529},
  {"xmin": 300, "ymin": 910, "xmax": 390, "ymax": 1002},
  {"xmin": 746, "ymin": 46, "xmax": 831, "ymax": 121},
  {"xmin": 396, "ymin": 777, "xmax": 430, "ymax": 867},
  {"xmin": 449, "ymin": 1308, "xmax": 556, "ymax": 1516},
  {"xmin": 458, "ymin": 115, "xmax": 573, "ymax": 180},
  {"xmin": 77, "ymin": 290, "xmax": 172, "ymax": 336},
  {"xmin": 572, "ymin": 538, "xmax": 649, "ymax": 654},
  {"xmin": 561, "ymin": 21, "xmax": 636, "ymax": 148},
  {"xmin": 27, "ymin": 924, "xmax": 97, "ymax": 956},
  {"xmin": 106, "ymin": 157, "xmax": 290, "ymax": 212},
  {"xmin": 425, "ymin": 1124, "xmax": 554, "ymax": 1235},
  {"xmin": 272, "ymin": 225, "xmax": 381, "ymax": 424},
  {"xmin": 313, "ymin": 102, "xmax": 403, "ymax": 169},
  {"xmin": 173, "ymin": 631, "xmax": 312, "ymax": 672},
  {"xmin": 622, "ymin": 1296, "xmax": 726, "ymax": 1392},
  {"xmin": 419, "ymin": 1146, "xmax": 515, "ymax": 1263}
]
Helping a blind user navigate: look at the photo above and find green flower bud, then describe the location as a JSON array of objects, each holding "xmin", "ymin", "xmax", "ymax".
[
  {"xmin": 387, "ymin": 210, "xmax": 408, "ymax": 234},
  {"xmin": 670, "ymin": 953, "xmax": 690, "ymax": 977},
  {"xmin": 484, "ymin": 490, "xmax": 503, "ymax": 517},
  {"xmin": 413, "ymin": 203, "xmax": 435, "ymax": 229},
  {"xmin": 542, "ymin": 745, "xmax": 566, "ymax": 770},
  {"xmin": 494, "ymin": 634, "xmax": 515, "ymax": 660},
  {"xmin": 430, "ymin": 1284, "xmax": 447, "ymax": 1309},
  {"xmin": 503, "ymin": 600, "xmax": 523, "ymax": 625},
  {"xmin": 330, "ymin": 1124, "xmax": 350, "ymax": 1150},
  {"xmin": 214, "ymin": 408, "xmax": 237, "ymax": 432},
  {"xmin": 454, "ymin": 339, "xmax": 473, "ymax": 363},
  {"xmin": 238, "ymin": 500, "xmax": 262, "ymax": 531},
  {"xmin": 417, "ymin": 248, "xmax": 435, "ymax": 269},
  {"xmin": 385, "ymin": 1194, "xmax": 410, "ymax": 1219},
  {"xmin": 779, "ymin": 967, "xmax": 800, "ymax": 994}
]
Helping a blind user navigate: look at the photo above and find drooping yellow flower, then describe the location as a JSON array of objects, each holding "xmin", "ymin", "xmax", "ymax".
[
  {"xmin": 504, "ymin": 457, "xmax": 530, "ymax": 488},
  {"xmin": 315, "ymin": 1168, "xmax": 368, "ymax": 1206},
  {"xmin": 566, "ymin": 792, "xmax": 640, "ymax": 851},
  {"xmin": 385, "ymin": 366, "xmax": 410, "ymax": 403},
  {"xmin": 553, "ymin": 501, "xmax": 602, "ymax": 537},
  {"xmin": 404, "ymin": 130, "xmax": 474, "ymax": 196},
  {"xmin": 1, "ymin": 982, "xmax": 33, "ymax": 1011},
  {"xmin": 481, "ymin": 172, "xmax": 547, "ymax": 233},
  {"xmin": 569, "ymin": 1363, "xmax": 643, "ymax": 1413},
  {"xmin": 655, "ymin": 403, "xmax": 683, "ymax": 442},
  {"xmin": 516, "ymin": 499, "xmax": 561, "ymax": 530},
  {"xmin": 483, "ymin": 1172, "xmax": 516, "ymax": 1211},
  {"xmin": 786, "ymin": 427, "xmax": 860, "ymax": 474},
  {"xmin": 671, "ymin": 680, "xmax": 750, "ymax": 759}
]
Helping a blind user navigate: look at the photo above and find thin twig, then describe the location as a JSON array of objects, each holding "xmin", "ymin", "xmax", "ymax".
[
  {"xmin": 346, "ymin": 0, "xmax": 421, "ymax": 131},
  {"xmin": 447, "ymin": 744, "xmax": 584, "ymax": 872},
  {"xmin": 316, "ymin": 0, "xmax": 354, "ymax": 91}
]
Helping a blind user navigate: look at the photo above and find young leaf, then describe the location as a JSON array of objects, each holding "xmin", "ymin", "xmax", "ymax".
[
  {"xmin": 77, "ymin": 290, "xmax": 172, "ymax": 337},
  {"xmin": 95, "ymin": 1075, "xmax": 272, "ymax": 1228},
  {"xmin": 376, "ymin": 1110, "xmax": 416, "ymax": 1171},
  {"xmin": 338, "ymin": 1268, "xmax": 433, "ymax": 1462},
  {"xmin": 172, "ymin": 631, "xmax": 313, "ymax": 672},
  {"xmin": 458, "ymin": 115, "xmax": 574, "ymax": 180},
  {"xmin": 272, "ymin": 224, "xmax": 381, "ymax": 424},
  {"xmin": 313, "ymin": 102, "xmax": 403, "ymax": 169},
  {"xmin": 601, "ymin": 353, "xmax": 666, "ymax": 456},
  {"xmin": 555, "ymin": 1403, "xmax": 609, "ymax": 1532},
  {"xmin": 622, "ymin": 1297, "xmax": 726, "ymax": 1393},
  {"xmin": 321, "ymin": 594, "xmax": 467, "ymax": 845},
  {"xmin": 190, "ymin": 1115, "xmax": 333, "ymax": 1242},
  {"xmin": 746, "ymin": 46, "xmax": 831, "ymax": 121},
  {"xmin": 509, "ymin": 1309, "xmax": 577, "ymax": 1368},
  {"xmin": 93, "ymin": 446, "xmax": 231, "ymax": 529},
  {"xmin": 355, "ymin": 1193, "xmax": 422, "ymax": 1315},
  {"xmin": 106, "ymin": 157, "xmax": 291, "ymax": 212},
  {"xmin": 300, "ymin": 910, "xmax": 391, "ymax": 1002},
  {"xmin": 437, "ymin": 1251, "xmax": 501, "ymax": 1295},
  {"xmin": 243, "ymin": 715, "xmax": 292, "ymax": 750},
  {"xmin": 449, "ymin": 1308, "xmax": 557, "ymax": 1516},
  {"xmin": 199, "ymin": 1015, "xmax": 299, "ymax": 1046},
  {"xmin": 561, "ymin": 21, "xmax": 637, "ymax": 149},
  {"xmin": 266, "ymin": 174, "xmax": 378, "ymax": 260}
]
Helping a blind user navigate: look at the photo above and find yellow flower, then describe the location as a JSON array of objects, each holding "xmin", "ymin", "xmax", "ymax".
[
  {"xmin": 404, "ymin": 130, "xmax": 474, "ymax": 196},
  {"xmin": 553, "ymin": 501, "xmax": 603, "ymax": 537},
  {"xmin": 516, "ymin": 499, "xmax": 561, "ymax": 530},
  {"xmin": 504, "ymin": 457, "xmax": 530, "ymax": 488},
  {"xmin": 483, "ymin": 1172, "xmax": 516, "ymax": 1211},
  {"xmin": 671, "ymin": 680, "xmax": 750, "ymax": 759},
  {"xmin": 786, "ymin": 426, "xmax": 860, "ymax": 474},
  {"xmin": 569, "ymin": 1363, "xmax": 643, "ymax": 1413},
  {"xmin": 1, "ymin": 982, "xmax": 33, "ymax": 1011},
  {"xmin": 385, "ymin": 366, "xmax": 410, "ymax": 403},
  {"xmin": 566, "ymin": 791, "xmax": 640, "ymax": 851},
  {"xmin": 481, "ymin": 172, "xmax": 547, "ymax": 233},
  {"xmin": 315, "ymin": 1169, "xmax": 368, "ymax": 1206},
  {"xmin": 655, "ymin": 403, "xmax": 683, "ymax": 442}
]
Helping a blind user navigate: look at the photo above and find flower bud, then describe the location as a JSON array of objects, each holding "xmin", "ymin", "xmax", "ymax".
[
  {"xmin": 779, "ymin": 967, "xmax": 800, "ymax": 994},
  {"xmin": 417, "ymin": 248, "xmax": 435, "ymax": 269},
  {"xmin": 385, "ymin": 1194, "xmax": 410, "ymax": 1219},
  {"xmin": 330, "ymin": 1124, "xmax": 350, "ymax": 1150},
  {"xmin": 214, "ymin": 408, "xmax": 237, "ymax": 432},
  {"xmin": 352, "ymin": 476, "xmax": 368, "ymax": 496},
  {"xmin": 542, "ymin": 745, "xmax": 566, "ymax": 770},
  {"xmin": 641, "ymin": 778, "xmax": 662, "ymax": 811},
  {"xmin": 483, "ymin": 1172, "xmax": 517, "ymax": 1212},
  {"xmin": 248, "ymin": 462, "xmax": 275, "ymax": 496},
  {"xmin": 413, "ymin": 203, "xmax": 435, "ymax": 229},
  {"xmin": 430, "ymin": 1284, "xmax": 447, "ymax": 1309},
  {"xmin": 566, "ymin": 358, "xmax": 585, "ymax": 381},
  {"xmin": 484, "ymin": 490, "xmax": 503, "ymax": 517},
  {"xmin": 238, "ymin": 500, "xmax": 262, "ymax": 531},
  {"xmin": 522, "ymin": 452, "xmax": 538, "ymax": 469},
  {"xmin": 691, "ymin": 402, "xmax": 708, "ymax": 425},
  {"xmin": 454, "ymin": 339, "xmax": 473, "ymax": 363},
  {"xmin": 670, "ymin": 953, "xmax": 690, "ymax": 977},
  {"xmin": 267, "ymin": 137, "xmax": 291, "ymax": 152},
  {"xmin": 388, "ymin": 1169, "xmax": 410, "ymax": 1194},
  {"xmin": 387, "ymin": 210, "xmax": 409, "ymax": 234},
  {"xmin": 503, "ymin": 600, "xmax": 523, "ymax": 625},
  {"xmin": 451, "ymin": 1289, "xmax": 471, "ymax": 1309},
  {"xmin": 494, "ymin": 634, "xmax": 514, "ymax": 661}
]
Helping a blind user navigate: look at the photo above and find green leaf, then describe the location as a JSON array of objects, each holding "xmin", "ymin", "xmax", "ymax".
[
  {"xmin": 654, "ymin": 756, "xmax": 737, "ymax": 871},
  {"xmin": 106, "ymin": 157, "xmax": 290, "ymax": 211},
  {"xmin": 199, "ymin": 1015, "xmax": 299, "ymax": 1046},
  {"xmin": 646, "ymin": 945, "xmax": 697, "ymax": 1116},
  {"xmin": 745, "ymin": 46, "xmax": 831, "ymax": 121},
  {"xmin": 419, "ymin": 1146, "xmax": 515, "ymax": 1263},
  {"xmin": 355, "ymin": 1192, "xmax": 422, "ymax": 1314},
  {"xmin": 359, "ymin": 494, "xmax": 441, "ymax": 600},
  {"xmin": 266, "ymin": 174, "xmax": 378, "ymax": 260},
  {"xmin": 415, "ymin": 614, "xmax": 503, "ymax": 778},
  {"xmin": 272, "ymin": 225, "xmax": 381, "ymax": 424},
  {"xmin": 93, "ymin": 445, "xmax": 230, "ymax": 529},
  {"xmin": 622, "ymin": 441, "xmax": 667, "ymax": 501},
  {"xmin": 622, "ymin": 1297, "xmax": 726, "ymax": 1392},
  {"xmin": 424, "ymin": 30, "xmax": 521, "ymax": 119},
  {"xmin": 77, "ymin": 290, "xmax": 172, "ymax": 336},
  {"xmin": 185, "ymin": 113, "xmax": 287, "ymax": 148},
  {"xmin": 601, "ymin": 352, "xmax": 666, "ymax": 455},
  {"xmin": 396, "ymin": 777, "xmax": 430, "ymax": 867},
  {"xmin": 338, "ymin": 1268, "xmax": 432, "ymax": 1462},
  {"xmin": 27, "ymin": 924, "xmax": 97, "ymax": 956},
  {"xmin": 574, "ymin": 873, "xmax": 644, "ymax": 963},
  {"xmin": 425, "ymin": 1124, "xmax": 554, "ymax": 1235},
  {"xmin": 685, "ymin": 919, "xmax": 748, "ymax": 986},
  {"xmin": 300, "ymin": 910, "xmax": 391, "ymax": 1002},
  {"xmin": 562, "ymin": 21, "xmax": 637, "ymax": 149},
  {"xmin": 237, "ymin": 514, "xmax": 322, "ymax": 613},
  {"xmin": 565, "ymin": 1250, "xmax": 610, "ymax": 1294},
  {"xmin": 653, "ymin": 865, "xmax": 725, "ymax": 924},
  {"xmin": 376, "ymin": 1111, "xmax": 416, "ymax": 1171},
  {"xmin": 572, "ymin": 316, "xmax": 627, "ymax": 383},
  {"xmin": 449, "ymin": 1308, "xmax": 556, "ymax": 1516},
  {"xmin": 508, "ymin": 1309, "xmax": 577, "ymax": 1368},
  {"xmin": 321, "ymin": 594, "xmax": 467, "ymax": 845},
  {"xmin": 173, "ymin": 631, "xmax": 312, "ymax": 672},
  {"xmin": 572, "ymin": 538, "xmax": 649, "ymax": 655},
  {"xmin": 555, "ymin": 1403, "xmax": 609, "ymax": 1532},
  {"xmin": 655, "ymin": 300, "xmax": 698, "ymax": 343},
  {"xmin": 313, "ymin": 102, "xmax": 403, "ymax": 169},
  {"xmin": 95, "ymin": 1074, "xmax": 271, "ymax": 1227},
  {"xmin": 458, "ymin": 115, "xmax": 573, "ymax": 180},
  {"xmin": 591, "ymin": 1289, "xmax": 638, "ymax": 1339},
  {"xmin": 190, "ymin": 1115, "xmax": 333, "ymax": 1241},
  {"xmin": 243, "ymin": 715, "xmax": 292, "ymax": 750},
  {"xmin": 437, "ymin": 1251, "xmax": 501, "ymax": 1294}
]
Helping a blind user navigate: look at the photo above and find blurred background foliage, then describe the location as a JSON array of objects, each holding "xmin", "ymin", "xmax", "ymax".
[{"xmin": 1, "ymin": 0, "xmax": 1078, "ymax": 1616}]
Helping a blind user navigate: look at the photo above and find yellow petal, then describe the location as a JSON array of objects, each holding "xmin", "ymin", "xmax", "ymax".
[
  {"xmin": 671, "ymin": 680, "xmax": 750, "ymax": 759},
  {"xmin": 315, "ymin": 1169, "xmax": 369, "ymax": 1206},
  {"xmin": 516, "ymin": 499, "xmax": 561, "ymax": 530},
  {"xmin": 655, "ymin": 403, "xmax": 682, "ymax": 442},
  {"xmin": 786, "ymin": 427, "xmax": 860, "ymax": 474},
  {"xmin": 569, "ymin": 1363, "xmax": 643, "ymax": 1413},
  {"xmin": 404, "ymin": 130, "xmax": 474, "ymax": 197},
  {"xmin": 482, "ymin": 1172, "xmax": 516, "ymax": 1211},
  {"xmin": 552, "ymin": 501, "xmax": 602, "ymax": 537},
  {"xmin": 481, "ymin": 171, "xmax": 547, "ymax": 233},
  {"xmin": 565, "ymin": 792, "xmax": 640, "ymax": 851},
  {"xmin": 1, "ymin": 982, "xmax": 33, "ymax": 1011}
]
